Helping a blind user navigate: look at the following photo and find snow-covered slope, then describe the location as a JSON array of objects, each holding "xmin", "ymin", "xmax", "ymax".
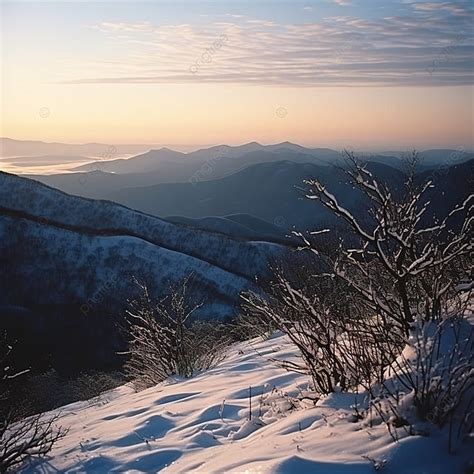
[
  {"xmin": 0, "ymin": 214, "xmax": 253, "ymax": 317},
  {"xmin": 25, "ymin": 334, "xmax": 470, "ymax": 473},
  {"xmin": 0, "ymin": 172, "xmax": 284, "ymax": 281}
]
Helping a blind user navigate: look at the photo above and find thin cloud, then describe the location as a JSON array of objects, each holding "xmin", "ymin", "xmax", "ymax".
[
  {"xmin": 411, "ymin": 2, "xmax": 469, "ymax": 15},
  {"xmin": 62, "ymin": 5, "xmax": 474, "ymax": 87}
]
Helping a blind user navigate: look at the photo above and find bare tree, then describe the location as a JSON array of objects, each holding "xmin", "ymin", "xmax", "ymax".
[
  {"xmin": 123, "ymin": 276, "xmax": 230, "ymax": 390},
  {"xmin": 298, "ymin": 152, "xmax": 472, "ymax": 334},
  {"xmin": 242, "ymin": 153, "xmax": 473, "ymax": 440},
  {"xmin": 242, "ymin": 255, "xmax": 370, "ymax": 394},
  {"xmin": 0, "ymin": 333, "xmax": 67, "ymax": 473},
  {"xmin": 0, "ymin": 412, "xmax": 66, "ymax": 473}
]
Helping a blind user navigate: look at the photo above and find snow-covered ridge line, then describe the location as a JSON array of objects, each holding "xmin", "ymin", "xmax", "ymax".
[
  {"xmin": 0, "ymin": 205, "xmax": 254, "ymax": 282},
  {"xmin": 0, "ymin": 171, "xmax": 287, "ymax": 281},
  {"xmin": 0, "ymin": 212, "xmax": 252, "ymax": 316}
]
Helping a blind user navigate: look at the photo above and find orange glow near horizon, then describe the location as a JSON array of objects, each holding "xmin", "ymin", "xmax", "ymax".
[{"xmin": 2, "ymin": 83, "xmax": 473, "ymax": 150}]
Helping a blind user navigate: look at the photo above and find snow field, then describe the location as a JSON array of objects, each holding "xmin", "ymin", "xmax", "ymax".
[{"xmin": 27, "ymin": 333, "xmax": 471, "ymax": 473}]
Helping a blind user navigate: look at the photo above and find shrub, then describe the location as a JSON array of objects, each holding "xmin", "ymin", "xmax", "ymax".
[
  {"xmin": 0, "ymin": 333, "xmax": 66, "ymax": 473},
  {"xmin": 366, "ymin": 316, "xmax": 473, "ymax": 449},
  {"xmin": 123, "ymin": 276, "xmax": 230, "ymax": 390},
  {"xmin": 242, "ymin": 153, "xmax": 473, "ymax": 444},
  {"xmin": 232, "ymin": 311, "xmax": 276, "ymax": 342}
]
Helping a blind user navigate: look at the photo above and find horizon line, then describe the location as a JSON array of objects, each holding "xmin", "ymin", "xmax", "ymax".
[{"xmin": 2, "ymin": 137, "xmax": 473, "ymax": 155}]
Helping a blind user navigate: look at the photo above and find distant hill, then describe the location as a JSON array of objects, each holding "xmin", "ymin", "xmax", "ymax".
[
  {"xmin": 167, "ymin": 214, "xmax": 294, "ymax": 244},
  {"xmin": 0, "ymin": 137, "xmax": 156, "ymax": 158},
  {"xmin": 27, "ymin": 147, "xmax": 402, "ymax": 202},
  {"xmin": 108, "ymin": 159, "xmax": 473, "ymax": 233},
  {"xmin": 26, "ymin": 143, "xmax": 473, "ymax": 207},
  {"xmin": 70, "ymin": 146, "xmax": 340, "ymax": 178},
  {"xmin": 72, "ymin": 147, "xmax": 187, "ymax": 173},
  {"xmin": 107, "ymin": 160, "xmax": 404, "ymax": 231},
  {"xmin": 65, "ymin": 143, "xmax": 473, "ymax": 178},
  {"xmin": 27, "ymin": 149, "xmax": 342, "ymax": 200},
  {"xmin": 378, "ymin": 149, "xmax": 473, "ymax": 167},
  {"xmin": 5, "ymin": 138, "xmax": 472, "ymax": 180}
]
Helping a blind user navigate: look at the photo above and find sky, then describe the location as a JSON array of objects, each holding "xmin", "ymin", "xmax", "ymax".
[{"xmin": 1, "ymin": 0, "xmax": 473, "ymax": 150}]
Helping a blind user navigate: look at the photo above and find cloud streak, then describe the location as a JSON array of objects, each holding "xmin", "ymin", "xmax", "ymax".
[{"xmin": 62, "ymin": 3, "xmax": 473, "ymax": 87}]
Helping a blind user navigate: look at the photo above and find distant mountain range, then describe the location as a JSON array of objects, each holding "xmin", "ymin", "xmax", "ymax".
[
  {"xmin": 28, "ymin": 145, "xmax": 347, "ymax": 197},
  {"xmin": 28, "ymin": 158, "xmax": 472, "ymax": 236},
  {"xmin": 15, "ymin": 140, "xmax": 471, "ymax": 246},
  {"xmin": 67, "ymin": 143, "xmax": 474, "ymax": 175},
  {"xmin": 25, "ymin": 142, "xmax": 474, "ymax": 211},
  {"xmin": 70, "ymin": 142, "xmax": 345, "ymax": 174},
  {"xmin": 5, "ymin": 138, "xmax": 471, "ymax": 178}
]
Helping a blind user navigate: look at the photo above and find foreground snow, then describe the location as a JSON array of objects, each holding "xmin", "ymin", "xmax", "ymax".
[{"xmin": 26, "ymin": 334, "xmax": 470, "ymax": 473}]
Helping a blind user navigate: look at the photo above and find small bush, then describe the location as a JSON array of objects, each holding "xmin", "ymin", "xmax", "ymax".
[
  {"xmin": 242, "ymin": 258, "xmax": 375, "ymax": 394},
  {"xmin": 366, "ymin": 317, "xmax": 473, "ymax": 449},
  {"xmin": 0, "ymin": 412, "xmax": 67, "ymax": 473},
  {"xmin": 242, "ymin": 153, "xmax": 473, "ymax": 449},
  {"xmin": 123, "ymin": 276, "xmax": 230, "ymax": 390},
  {"xmin": 232, "ymin": 311, "xmax": 276, "ymax": 341},
  {"xmin": 0, "ymin": 333, "xmax": 67, "ymax": 473}
]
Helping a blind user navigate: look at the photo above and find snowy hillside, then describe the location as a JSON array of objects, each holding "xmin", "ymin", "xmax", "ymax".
[
  {"xmin": 0, "ymin": 214, "xmax": 253, "ymax": 317},
  {"xmin": 24, "ymin": 333, "xmax": 471, "ymax": 473},
  {"xmin": 0, "ymin": 172, "xmax": 284, "ymax": 281},
  {"xmin": 0, "ymin": 172, "xmax": 288, "ymax": 318}
]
